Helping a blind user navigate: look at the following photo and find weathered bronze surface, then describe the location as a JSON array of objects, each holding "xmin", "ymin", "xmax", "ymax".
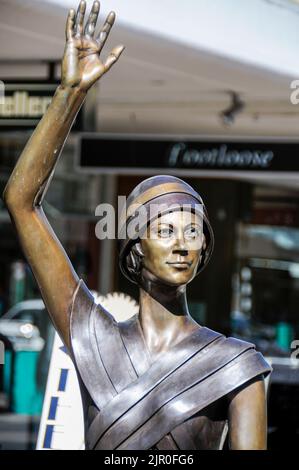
[{"xmin": 2, "ymin": 1, "xmax": 271, "ymax": 450}]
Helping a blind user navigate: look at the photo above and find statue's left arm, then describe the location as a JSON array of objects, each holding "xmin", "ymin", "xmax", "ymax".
[{"xmin": 228, "ymin": 376, "xmax": 267, "ymax": 449}]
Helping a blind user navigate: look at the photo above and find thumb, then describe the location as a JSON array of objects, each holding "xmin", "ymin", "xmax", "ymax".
[{"xmin": 104, "ymin": 44, "xmax": 125, "ymax": 72}]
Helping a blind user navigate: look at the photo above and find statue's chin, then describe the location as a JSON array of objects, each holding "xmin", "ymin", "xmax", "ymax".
[{"xmin": 139, "ymin": 266, "xmax": 192, "ymax": 289}]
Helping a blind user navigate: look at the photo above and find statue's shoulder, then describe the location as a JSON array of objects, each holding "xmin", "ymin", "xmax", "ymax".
[
  {"xmin": 71, "ymin": 278, "xmax": 94, "ymax": 310},
  {"xmin": 203, "ymin": 326, "xmax": 255, "ymax": 350},
  {"xmin": 223, "ymin": 334, "xmax": 256, "ymax": 352},
  {"xmin": 205, "ymin": 327, "xmax": 272, "ymax": 380},
  {"xmin": 70, "ymin": 278, "xmax": 116, "ymax": 327}
]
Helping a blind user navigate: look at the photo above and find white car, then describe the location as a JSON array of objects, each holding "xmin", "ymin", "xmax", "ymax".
[{"xmin": 0, "ymin": 299, "xmax": 47, "ymax": 351}]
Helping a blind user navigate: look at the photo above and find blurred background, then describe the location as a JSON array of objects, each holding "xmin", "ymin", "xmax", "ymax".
[{"xmin": 1, "ymin": 0, "xmax": 299, "ymax": 450}]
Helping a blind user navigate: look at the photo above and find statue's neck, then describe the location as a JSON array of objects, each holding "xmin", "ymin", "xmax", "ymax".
[{"xmin": 138, "ymin": 275, "xmax": 200, "ymax": 359}]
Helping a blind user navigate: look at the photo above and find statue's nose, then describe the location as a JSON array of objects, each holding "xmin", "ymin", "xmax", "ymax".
[{"xmin": 172, "ymin": 235, "xmax": 188, "ymax": 255}]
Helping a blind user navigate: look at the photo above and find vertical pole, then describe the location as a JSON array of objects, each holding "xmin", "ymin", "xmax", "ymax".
[{"xmin": 97, "ymin": 174, "xmax": 117, "ymax": 295}]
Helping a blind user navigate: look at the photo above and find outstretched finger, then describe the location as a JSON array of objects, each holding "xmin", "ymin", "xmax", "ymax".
[
  {"xmin": 66, "ymin": 8, "xmax": 76, "ymax": 40},
  {"xmin": 104, "ymin": 44, "xmax": 125, "ymax": 72},
  {"xmin": 96, "ymin": 11, "xmax": 115, "ymax": 51},
  {"xmin": 84, "ymin": 0, "xmax": 100, "ymax": 38},
  {"xmin": 74, "ymin": 0, "xmax": 86, "ymax": 37}
]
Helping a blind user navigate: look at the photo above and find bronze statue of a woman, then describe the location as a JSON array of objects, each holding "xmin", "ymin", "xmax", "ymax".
[{"xmin": 2, "ymin": 1, "xmax": 271, "ymax": 450}]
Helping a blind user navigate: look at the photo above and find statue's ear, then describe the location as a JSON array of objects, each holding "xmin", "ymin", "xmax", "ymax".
[
  {"xmin": 202, "ymin": 233, "xmax": 207, "ymax": 251},
  {"xmin": 132, "ymin": 241, "xmax": 144, "ymax": 258}
]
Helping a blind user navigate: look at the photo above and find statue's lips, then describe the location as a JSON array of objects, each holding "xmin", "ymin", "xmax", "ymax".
[{"xmin": 166, "ymin": 261, "xmax": 192, "ymax": 268}]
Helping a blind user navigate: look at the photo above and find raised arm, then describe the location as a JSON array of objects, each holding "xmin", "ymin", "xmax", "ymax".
[{"xmin": 2, "ymin": 0, "xmax": 124, "ymax": 349}]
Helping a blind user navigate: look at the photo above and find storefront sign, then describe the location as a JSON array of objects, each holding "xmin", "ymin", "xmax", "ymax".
[
  {"xmin": 0, "ymin": 83, "xmax": 82, "ymax": 131},
  {"xmin": 78, "ymin": 134, "xmax": 299, "ymax": 173}
]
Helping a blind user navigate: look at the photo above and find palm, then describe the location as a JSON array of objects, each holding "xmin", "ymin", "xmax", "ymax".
[
  {"xmin": 63, "ymin": 37, "xmax": 105, "ymax": 89},
  {"xmin": 62, "ymin": 1, "xmax": 124, "ymax": 91}
]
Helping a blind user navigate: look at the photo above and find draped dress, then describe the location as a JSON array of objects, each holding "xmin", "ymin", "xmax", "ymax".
[{"xmin": 69, "ymin": 279, "xmax": 272, "ymax": 450}]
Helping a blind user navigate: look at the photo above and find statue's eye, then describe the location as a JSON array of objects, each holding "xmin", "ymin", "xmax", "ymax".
[
  {"xmin": 158, "ymin": 227, "xmax": 173, "ymax": 238},
  {"xmin": 185, "ymin": 227, "xmax": 200, "ymax": 239}
]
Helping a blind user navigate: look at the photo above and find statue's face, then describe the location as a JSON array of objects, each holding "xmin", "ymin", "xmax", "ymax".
[{"xmin": 140, "ymin": 210, "xmax": 205, "ymax": 286}]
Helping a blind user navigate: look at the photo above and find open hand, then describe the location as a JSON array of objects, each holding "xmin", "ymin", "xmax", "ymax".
[{"xmin": 61, "ymin": 0, "xmax": 125, "ymax": 91}]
